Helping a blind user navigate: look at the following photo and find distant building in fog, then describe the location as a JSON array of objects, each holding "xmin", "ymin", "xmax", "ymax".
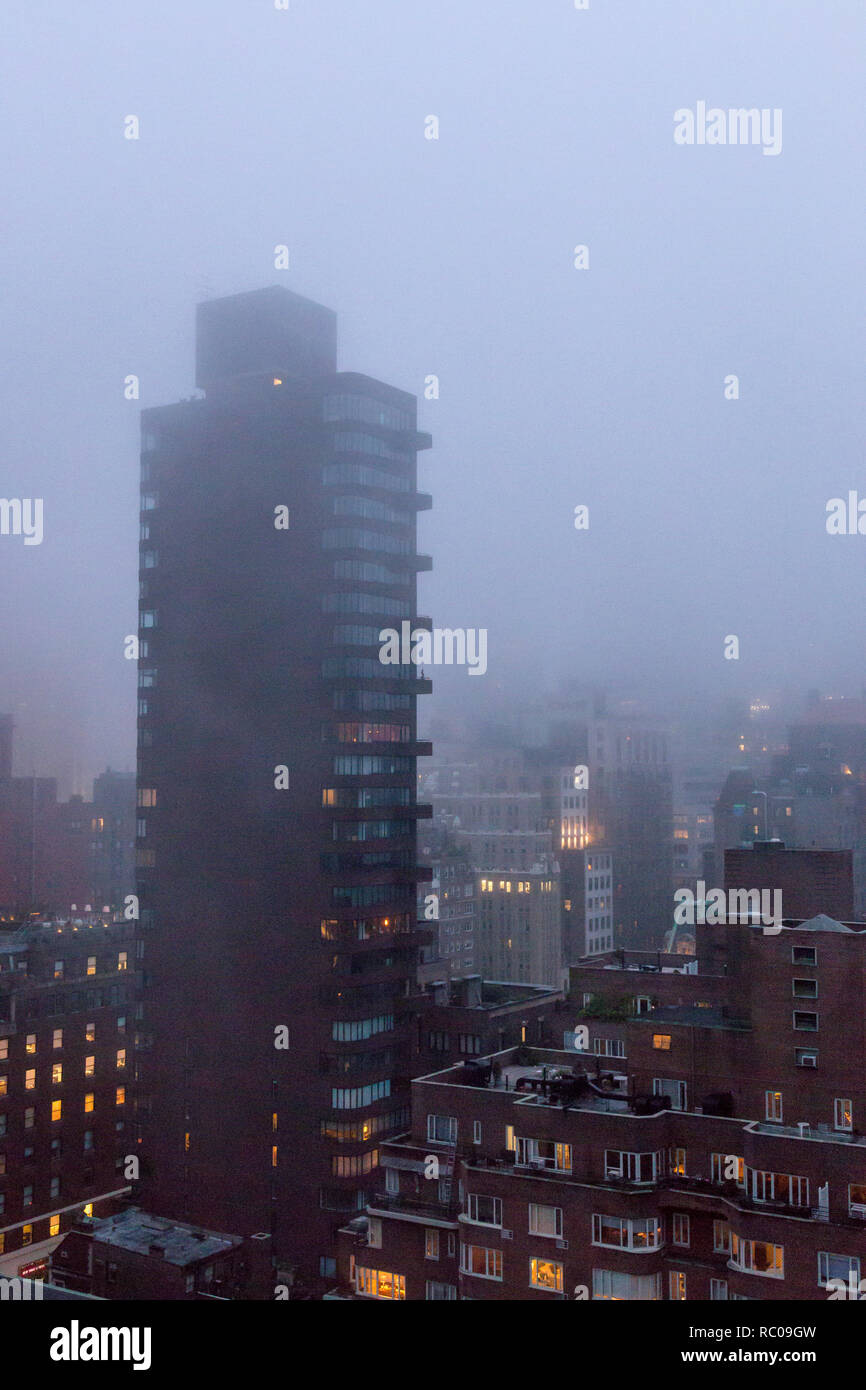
[
  {"xmin": 0, "ymin": 719, "xmax": 134, "ymax": 917},
  {"xmin": 431, "ymin": 753, "xmax": 562, "ymax": 987}
]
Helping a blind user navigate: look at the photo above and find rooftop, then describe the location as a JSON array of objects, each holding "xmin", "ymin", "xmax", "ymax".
[
  {"xmin": 634, "ymin": 1005, "xmax": 750, "ymax": 1030},
  {"xmin": 84, "ymin": 1207, "xmax": 244, "ymax": 1266},
  {"xmin": 794, "ymin": 914, "xmax": 857, "ymax": 934},
  {"xmin": 479, "ymin": 981, "xmax": 560, "ymax": 1007}
]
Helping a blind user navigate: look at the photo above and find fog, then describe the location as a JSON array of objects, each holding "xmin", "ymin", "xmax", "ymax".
[{"xmin": 1, "ymin": 0, "xmax": 863, "ymax": 792}]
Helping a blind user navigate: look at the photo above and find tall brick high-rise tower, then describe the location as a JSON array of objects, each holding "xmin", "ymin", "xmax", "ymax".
[{"xmin": 135, "ymin": 287, "xmax": 432, "ymax": 1286}]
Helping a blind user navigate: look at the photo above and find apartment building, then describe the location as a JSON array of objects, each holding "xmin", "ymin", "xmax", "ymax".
[
  {"xmin": 0, "ymin": 916, "xmax": 136, "ymax": 1279},
  {"xmin": 333, "ymin": 910, "xmax": 866, "ymax": 1300}
]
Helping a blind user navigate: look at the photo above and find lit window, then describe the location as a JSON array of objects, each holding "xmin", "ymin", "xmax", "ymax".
[
  {"xmin": 835, "ymin": 1098, "xmax": 853, "ymax": 1132},
  {"xmin": 53, "ymin": 1029, "xmax": 63, "ymax": 1049},
  {"xmin": 83, "ymin": 1204, "xmax": 93, "ymax": 1217},
  {"xmin": 116, "ymin": 1050, "xmax": 126, "ymax": 1069},
  {"xmin": 52, "ymin": 1064, "xmax": 62, "ymax": 1084},
  {"xmin": 87, "ymin": 956, "xmax": 97, "ymax": 976},
  {"xmin": 22, "ymin": 1225, "xmax": 32, "ymax": 1246},
  {"xmin": 731, "ymin": 1235, "xmax": 784, "ymax": 1278},
  {"xmin": 116, "ymin": 1087, "xmax": 126, "ymax": 1106},
  {"xmin": 84, "ymin": 1093, "xmax": 94, "ymax": 1113},
  {"xmin": 50, "ymin": 1214, "xmax": 60, "ymax": 1236},
  {"xmin": 51, "ymin": 1100, "xmax": 62, "ymax": 1122},
  {"xmin": 652, "ymin": 1035, "xmax": 671, "ymax": 1050},
  {"xmin": 54, "ymin": 961, "xmax": 64, "ymax": 979},
  {"xmin": 711, "ymin": 1153, "xmax": 744, "ymax": 1186},
  {"xmin": 117, "ymin": 952, "xmax": 128, "ymax": 972},
  {"xmin": 765, "ymin": 1090, "xmax": 783, "ymax": 1122},
  {"xmin": 85, "ymin": 1057, "xmax": 95, "ymax": 1076},
  {"xmin": 592, "ymin": 1214, "xmax": 661, "ymax": 1250},
  {"xmin": 530, "ymin": 1258, "xmax": 564, "ymax": 1292},
  {"xmin": 86, "ymin": 1023, "xmax": 95, "ymax": 1042},
  {"xmin": 355, "ymin": 1267, "xmax": 406, "ymax": 1300},
  {"xmin": 25, "ymin": 1069, "xmax": 36, "ymax": 1089},
  {"xmin": 272, "ymin": 1145, "xmax": 278, "ymax": 1168},
  {"xmin": 848, "ymin": 1184, "xmax": 866, "ymax": 1217},
  {"xmin": 25, "ymin": 1034, "xmax": 36, "ymax": 1054}
]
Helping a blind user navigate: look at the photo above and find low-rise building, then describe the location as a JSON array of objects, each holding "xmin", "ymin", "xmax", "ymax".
[{"xmin": 49, "ymin": 1206, "xmax": 272, "ymax": 1299}]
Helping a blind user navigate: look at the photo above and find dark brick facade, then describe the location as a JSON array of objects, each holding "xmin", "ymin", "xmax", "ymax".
[{"xmin": 334, "ymin": 915, "xmax": 866, "ymax": 1300}]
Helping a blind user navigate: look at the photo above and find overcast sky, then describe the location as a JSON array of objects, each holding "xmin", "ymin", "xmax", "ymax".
[{"xmin": 1, "ymin": 0, "xmax": 863, "ymax": 793}]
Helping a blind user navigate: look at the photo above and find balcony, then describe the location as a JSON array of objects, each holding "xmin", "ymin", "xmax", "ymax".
[{"xmin": 366, "ymin": 1193, "xmax": 458, "ymax": 1227}]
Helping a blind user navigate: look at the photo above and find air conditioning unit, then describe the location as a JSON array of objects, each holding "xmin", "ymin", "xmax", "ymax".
[
  {"xmin": 556, "ymin": 1239, "xmax": 568, "ymax": 1250},
  {"xmin": 501, "ymin": 1229, "xmax": 513, "ymax": 1240},
  {"xmin": 800, "ymin": 1055, "xmax": 817, "ymax": 1068}
]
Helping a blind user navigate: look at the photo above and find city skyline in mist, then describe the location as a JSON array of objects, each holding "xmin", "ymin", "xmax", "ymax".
[{"xmin": 2, "ymin": 0, "xmax": 864, "ymax": 794}]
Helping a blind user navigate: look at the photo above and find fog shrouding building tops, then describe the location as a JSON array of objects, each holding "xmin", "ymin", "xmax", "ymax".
[{"xmin": 134, "ymin": 287, "xmax": 433, "ymax": 1286}]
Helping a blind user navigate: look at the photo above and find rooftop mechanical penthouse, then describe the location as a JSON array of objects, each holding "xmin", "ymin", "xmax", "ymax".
[{"xmin": 135, "ymin": 287, "xmax": 433, "ymax": 1288}]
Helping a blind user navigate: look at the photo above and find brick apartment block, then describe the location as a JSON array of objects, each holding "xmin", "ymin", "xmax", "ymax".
[{"xmin": 334, "ymin": 913, "xmax": 866, "ymax": 1300}]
